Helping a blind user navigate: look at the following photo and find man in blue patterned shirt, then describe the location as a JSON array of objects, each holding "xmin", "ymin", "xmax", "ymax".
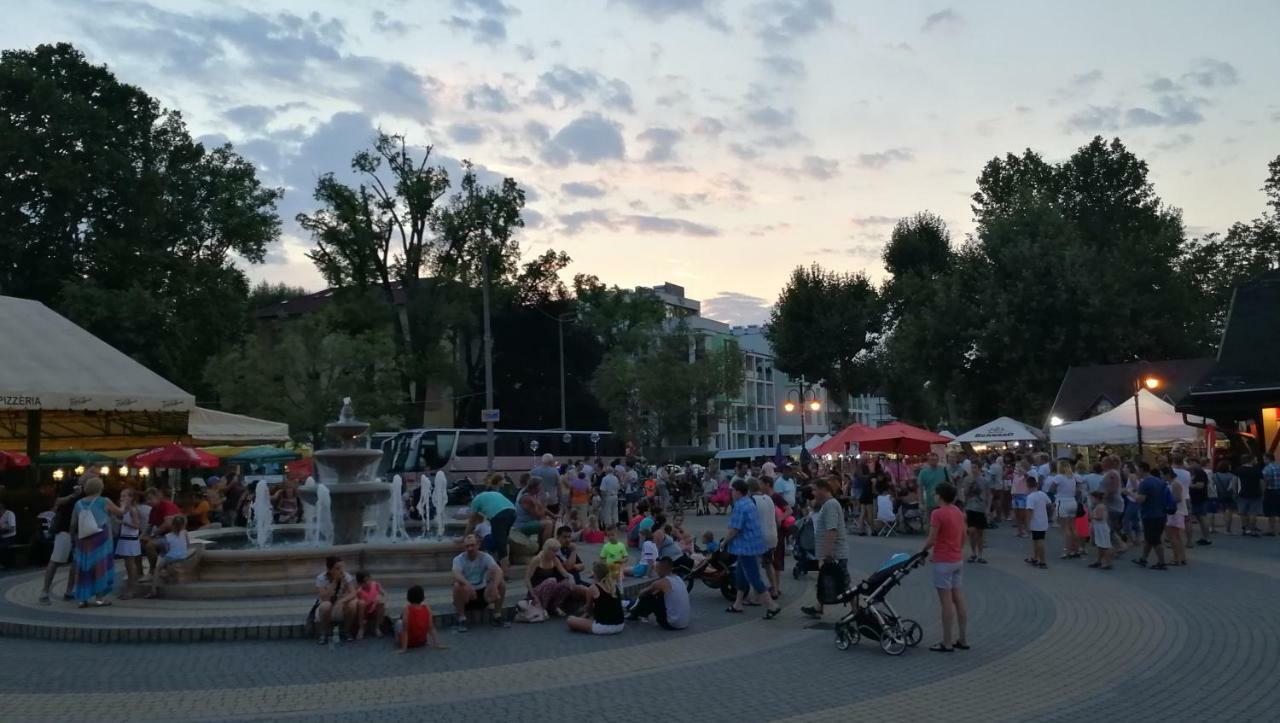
[{"xmin": 722, "ymin": 479, "xmax": 781, "ymax": 619}]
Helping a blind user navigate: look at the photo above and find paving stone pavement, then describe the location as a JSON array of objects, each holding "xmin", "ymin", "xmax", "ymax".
[{"xmin": 1, "ymin": 517, "xmax": 1278, "ymax": 722}]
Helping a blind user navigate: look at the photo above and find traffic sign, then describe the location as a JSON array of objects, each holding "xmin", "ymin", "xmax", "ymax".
[{"xmin": 481, "ymin": 409, "xmax": 500, "ymax": 423}]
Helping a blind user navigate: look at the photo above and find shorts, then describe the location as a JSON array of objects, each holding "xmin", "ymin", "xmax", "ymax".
[
  {"xmin": 1190, "ymin": 501, "xmax": 1209, "ymax": 517},
  {"xmin": 1012, "ymin": 494, "xmax": 1028, "ymax": 510},
  {"xmin": 516, "ymin": 520, "xmax": 544, "ymax": 536},
  {"xmin": 1237, "ymin": 497, "xmax": 1263, "ymax": 516},
  {"xmin": 1142, "ymin": 518, "xmax": 1166, "ymax": 545},
  {"xmin": 1264, "ymin": 490, "xmax": 1280, "ymax": 518},
  {"xmin": 489, "ymin": 508, "xmax": 516, "ymax": 560},
  {"xmin": 1091, "ymin": 522, "xmax": 1112, "ymax": 549},
  {"xmin": 1055, "ymin": 499, "xmax": 1078, "ymax": 519},
  {"xmin": 50, "ymin": 532, "xmax": 72, "ymax": 565},
  {"xmin": 1031, "ymin": 530, "xmax": 1046, "ymax": 541},
  {"xmin": 464, "ymin": 586, "xmax": 489, "ymax": 611},
  {"xmin": 1166, "ymin": 513, "xmax": 1185, "ymax": 529},
  {"xmin": 932, "ymin": 561, "xmax": 963, "ymax": 590},
  {"xmin": 965, "ymin": 511, "xmax": 987, "ymax": 529},
  {"xmin": 630, "ymin": 563, "xmax": 650, "ymax": 577},
  {"xmin": 591, "ymin": 621, "xmax": 625, "ymax": 635}
]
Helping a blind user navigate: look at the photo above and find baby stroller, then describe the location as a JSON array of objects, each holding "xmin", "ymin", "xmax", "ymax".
[
  {"xmin": 677, "ymin": 548, "xmax": 738, "ymax": 601},
  {"xmin": 833, "ymin": 551, "xmax": 928, "ymax": 656},
  {"xmin": 791, "ymin": 514, "xmax": 817, "ymax": 579}
]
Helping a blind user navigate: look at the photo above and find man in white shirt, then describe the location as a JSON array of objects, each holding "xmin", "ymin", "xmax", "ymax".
[
  {"xmin": 774, "ymin": 464, "xmax": 798, "ymax": 508},
  {"xmin": 761, "ymin": 458, "xmax": 777, "ymax": 480},
  {"xmin": 751, "ymin": 479, "xmax": 780, "ymax": 595}
]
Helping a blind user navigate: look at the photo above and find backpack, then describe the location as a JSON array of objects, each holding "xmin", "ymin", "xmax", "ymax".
[{"xmin": 1162, "ymin": 484, "xmax": 1177, "ymax": 516}]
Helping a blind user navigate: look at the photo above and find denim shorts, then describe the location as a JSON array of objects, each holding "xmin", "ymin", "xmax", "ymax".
[
  {"xmin": 1238, "ymin": 498, "xmax": 1263, "ymax": 516},
  {"xmin": 932, "ymin": 561, "xmax": 963, "ymax": 590},
  {"xmin": 1012, "ymin": 494, "xmax": 1028, "ymax": 510}
]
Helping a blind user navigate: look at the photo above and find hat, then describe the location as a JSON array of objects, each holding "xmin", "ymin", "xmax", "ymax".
[
  {"xmin": 657, "ymin": 555, "xmax": 675, "ymax": 564},
  {"xmin": 191, "ymin": 478, "xmax": 207, "ymax": 488}
]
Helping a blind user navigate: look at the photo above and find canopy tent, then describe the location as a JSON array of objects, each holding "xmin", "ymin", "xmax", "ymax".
[
  {"xmin": 1050, "ymin": 389, "xmax": 1211, "ymax": 446},
  {"xmin": 187, "ymin": 408, "xmax": 289, "ymax": 445},
  {"xmin": 0, "ymin": 450, "xmax": 31, "ymax": 471},
  {"xmin": 952, "ymin": 417, "xmax": 1046, "ymax": 445},
  {"xmin": 853, "ymin": 422, "xmax": 953, "ymax": 456},
  {"xmin": 127, "ymin": 443, "xmax": 220, "ymax": 470},
  {"xmin": 805, "ymin": 434, "xmax": 830, "ymax": 451},
  {"xmin": 814, "ymin": 424, "xmax": 874, "ymax": 456},
  {"xmin": 0, "ymin": 296, "xmax": 194, "ymax": 453},
  {"xmin": 223, "ymin": 446, "xmax": 302, "ymax": 465}
]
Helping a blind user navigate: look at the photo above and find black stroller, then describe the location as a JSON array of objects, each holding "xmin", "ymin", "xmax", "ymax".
[
  {"xmin": 677, "ymin": 548, "xmax": 738, "ymax": 601},
  {"xmin": 833, "ymin": 551, "xmax": 928, "ymax": 656},
  {"xmin": 791, "ymin": 515, "xmax": 817, "ymax": 579}
]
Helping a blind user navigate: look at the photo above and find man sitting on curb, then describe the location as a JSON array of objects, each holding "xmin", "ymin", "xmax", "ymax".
[
  {"xmin": 624, "ymin": 556, "xmax": 690, "ymax": 630},
  {"xmin": 451, "ymin": 533, "xmax": 509, "ymax": 631}
]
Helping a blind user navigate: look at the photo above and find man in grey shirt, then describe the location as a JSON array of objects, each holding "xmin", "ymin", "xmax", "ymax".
[
  {"xmin": 529, "ymin": 454, "xmax": 561, "ymax": 510},
  {"xmin": 802, "ymin": 479, "xmax": 846, "ymax": 619}
]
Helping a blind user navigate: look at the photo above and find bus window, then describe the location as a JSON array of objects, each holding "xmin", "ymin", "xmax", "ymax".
[
  {"xmin": 456, "ymin": 431, "xmax": 488, "ymax": 458},
  {"xmin": 418, "ymin": 431, "xmax": 457, "ymax": 471}
]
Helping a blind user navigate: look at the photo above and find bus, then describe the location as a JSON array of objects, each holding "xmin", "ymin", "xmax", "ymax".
[{"xmin": 377, "ymin": 428, "xmax": 623, "ymax": 487}]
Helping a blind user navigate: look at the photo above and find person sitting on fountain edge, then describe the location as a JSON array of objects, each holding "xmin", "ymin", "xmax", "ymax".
[
  {"xmin": 465, "ymin": 477, "xmax": 517, "ymax": 573},
  {"xmin": 314, "ymin": 555, "xmax": 358, "ymax": 644},
  {"xmin": 515, "ymin": 476, "xmax": 555, "ymax": 546},
  {"xmin": 451, "ymin": 534, "xmax": 509, "ymax": 631}
]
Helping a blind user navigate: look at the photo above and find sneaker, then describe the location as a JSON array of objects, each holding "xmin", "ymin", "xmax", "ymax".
[
  {"xmin": 62, "ymin": 593, "xmax": 75, "ymax": 601},
  {"xmin": 453, "ymin": 623, "xmax": 468, "ymax": 633},
  {"xmin": 1151, "ymin": 563, "xmax": 1168, "ymax": 570},
  {"xmin": 38, "ymin": 592, "xmax": 51, "ymax": 605},
  {"xmin": 1195, "ymin": 539, "xmax": 1211, "ymax": 546},
  {"xmin": 800, "ymin": 606, "xmax": 822, "ymax": 619}
]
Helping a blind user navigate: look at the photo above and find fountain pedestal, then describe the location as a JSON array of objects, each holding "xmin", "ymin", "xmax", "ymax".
[{"xmin": 298, "ymin": 400, "xmax": 390, "ymax": 546}]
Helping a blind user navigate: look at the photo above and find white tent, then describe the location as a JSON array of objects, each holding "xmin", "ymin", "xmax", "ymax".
[
  {"xmin": 952, "ymin": 416, "xmax": 1045, "ymax": 444},
  {"xmin": 1050, "ymin": 389, "xmax": 1210, "ymax": 446},
  {"xmin": 804, "ymin": 434, "xmax": 830, "ymax": 450},
  {"xmin": 188, "ymin": 408, "xmax": 289, "ymax": 443}
]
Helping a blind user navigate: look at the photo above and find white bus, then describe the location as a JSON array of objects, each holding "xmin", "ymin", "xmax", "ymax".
[{"xmin": 377, "ymin": 428, "xmax": 622, "ymax": 487}]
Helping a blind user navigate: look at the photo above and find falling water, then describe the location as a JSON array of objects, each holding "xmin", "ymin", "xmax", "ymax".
[
  {"xmin": 432, "ymin": 470, "xmax": 449, "ymax": 539},
  {"xmin": 415, "ymin": 474, "xmax": 431, "ymax": 538},
  {"xmin": 301, "ymin": 477, "xmax": 319, "ymax": 545},
  {"xmin": 251, "ymin": 481, "xmax": 274, "ymax": 548},
  {"xmin": 389, "ymin": 475, "xmax": 408, "ymax": 541},
  {"xmin": 316, "ymin": 481, "xmax": 334, "ymax": 546}
]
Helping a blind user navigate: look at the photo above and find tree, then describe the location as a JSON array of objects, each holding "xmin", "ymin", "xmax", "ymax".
[
  {"xmin": 881, "ymin": 212, "xmax": 952, "ymax": 317},
  {"xmin": 206, "ymin": 311, "xmax": 401, "ymax": 445},
  {"xmin": 767, "ymin": 264, "xmax": 881, "ymax": 400},
  {"xmin": 298, "ymin": 133, "xmax": 451, "ymax": 423},
  {"xmin": 0, "ymin": 43, "xmax": 281, "ymax": 396}
]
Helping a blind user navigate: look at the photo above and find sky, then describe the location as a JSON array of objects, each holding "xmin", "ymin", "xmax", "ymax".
[{"xmin": 6, "ymin": 0, "xmax": 1280, "ymax": 325}]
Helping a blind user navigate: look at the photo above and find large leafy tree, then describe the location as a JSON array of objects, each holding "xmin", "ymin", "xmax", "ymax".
[
  {"xmin": 0, "ymin": 43, "xmax": 281, "ymax": 396},
  {"xmin": 881, "ymin": 212, "xmax": 952, "ymax": 318},
  {"xmin": 767, "ymin": 264, "xmax": 881, "ymax": 401}
]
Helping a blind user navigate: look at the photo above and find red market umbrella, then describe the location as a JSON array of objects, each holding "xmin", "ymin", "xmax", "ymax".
[
  {"xmin": 854, "ymin": 422, "xmax": 953, "ymax": 456},
  {"xmin": 285, "ymin": 457, "xmax": 314, "ymax": 482},
  {"xmin": 0, "ymin": 450, "xmax": 31, "ymax": 471},
  {"xmin": 127, "ymin": 443, "xmax": 220, "ymax": 470},
  {"xmin": 813, "ymin": 424, "xmax": 875, "ymax": 456}
]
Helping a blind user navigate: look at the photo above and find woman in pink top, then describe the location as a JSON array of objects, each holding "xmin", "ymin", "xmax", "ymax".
[
  {"xmin": 921, "ymin": 482, "xmax": 968, "ymax": 653},
  {"xmin": 1010, "ymin": 460, "xmax": 1030, "ymax": 538}
]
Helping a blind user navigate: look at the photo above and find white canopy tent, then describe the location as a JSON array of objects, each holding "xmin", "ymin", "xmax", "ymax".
[
  {"xmin": 188, "ymin": 408, "xmax": 289, "ymax": 444},
  {"xmin": 952, "ymin": 416, "xmax": 1045, "ymax": 444},
  {"xmin": 1050, "ymin": 389, "xmax": 1211, "ymax": 446},
  {"xmin": 805, "ymin": 434, "xmax": 830, "ymax": 450}
]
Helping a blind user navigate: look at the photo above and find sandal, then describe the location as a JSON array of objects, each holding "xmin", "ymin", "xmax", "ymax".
[
  {"xmin": 143, "ymin": 592, "xmax": 159, "ymax": 599},
  {"xmin": 1037, "ymin": 562, "xmax": 1048, "ymax": 569},
  {"xmin": 929, "ymin": 643, "xmax": 954, "ymax": 653},
  {"xmin": 1087, "ymin": 562, "xmax": 1101, "ymax": 568},
  {"xmin": 764, "ymin": 609, "xmax": 781, "ymax": 620},
  {"xmin": 93, "ymin": 600, "xmax": 112, "ymax": 607},
  {"xmin": 725, "ymin": 606, "xmax": 744, "ymax": 614},
  {"xmin": 953, "ymin": 641, "xmax": 970, "ymax": 650},
  {"xmin": 976, "ymin": 558, "xmax": 988, "ymax": 564}
]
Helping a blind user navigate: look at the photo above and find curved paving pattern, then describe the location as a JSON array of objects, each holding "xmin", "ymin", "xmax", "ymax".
[{"xmin": 1, "ymin": 524, "xmax": 1278, "ymax": 721}]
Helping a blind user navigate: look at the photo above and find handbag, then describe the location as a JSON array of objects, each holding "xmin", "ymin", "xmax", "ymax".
[
  {"xmin": 76, "ymin": 505, "xmax": 102, "ymax": 539},
  {"xmin": 816, "ymin": 560, "xmax": 849, "ymax": 605}
]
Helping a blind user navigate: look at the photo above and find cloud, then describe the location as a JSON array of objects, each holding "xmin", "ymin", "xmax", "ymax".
[
  {"xmin": 728, "ymin": 142, "xmax": 761, "ymax": 160},
  {"xmin": 692, "ymin": 117, "xmax": 727, "ymax": 137},
  {"xmin": 637, "ymin": 127, "xmax": 683, "ymax": 162},
  {"xmin": 855, "ymin": 147, "xmax": 914, "ymax": 169},
  {"xmin": 746, "ymin": 105, "xmax": 795, "ymax": 129},
  {"xmin": 615, "ymin": 0, "xmax": 730, "ymax": 30},
  {"xmin": 560, "ymin": 181, "xmax": 607, "ymax": 199},
  {"xmin": 885, "ymin": 41, "xmax": 914, "ymax": 53},
  {"xmin": 371, "ymin": 10, "xmax": 413, "ymax": 35},
  {"xmin": 558, "ymin": 209, "xmax": 719, "ymax": 236},
  {"xmin": 1182, "ymin": 58, "xmax": 1239, "ymax": 88},
  {"xmin": 531, "ymin": 65, "xmax": 635, "ymax": 113},
  {"xmin": 1153, "ymin": 133, "xmax": 1194, "ymax": 152},
  {"xmin": 1065, "ymin": 105, "xmax": 1121, "ymax": 132},
  {"xmin": 670, "ymin": 192, "xmax": 709, "ymax": 210},
  {"xmin": 759, "ymin": 54, "xmax": 806, "ymax": 78},
  {"xmin": 701, "ymin": 291, "xmax": 772, "ymax": 325},
  {"xmin": 442, "ymin": 0, "xmax": 517, "ymax": 45},
  {"xmin": 795, "ymin": 155, "xmax": 840, "ymax": 179},
  {"xmin": 447, "ymin": 122, "xmax": 488, "ymax": 144},
  {"xmin": 921, "ymin": 8, "xmax": 964, "ymax": 33},
  {"xmin": 1147, "ymin": 76, "xmax": 1178, "ymax": 93},
  {"xmin": 1070, "ymin": 69, "xmax": 1103, "ymax": 88},
  {"xmin": 539, "ymin": 113, "xmax": 626, "ymax": 166},
  {"xmin": 223, "ymin": 104, "xmax": 276, "ymax": 132},
  {"xmin": 850, "ymin": 215, "xmax": 899, "ymax": 227},
  {"xmin": 521, "ymin": 207, "xmax": 545, "ymax": 229},
  {"xmin": 1125, "ymin": 94, "xmax": 1207, "ymax": 127},
  {"xmin": 75, "ymin": 3, "xmax": 435, "ymax": 121},
  {"xmin": 755, "ymin": 0, "xmax": 836, "ymax": 45},
  {"xmin": 464, "ymin": 83, "xmax": 515, "ymax": 112}
]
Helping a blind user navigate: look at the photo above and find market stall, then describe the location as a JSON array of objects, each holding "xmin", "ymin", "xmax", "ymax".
[
  {"xmin": 952, "ymin": 416, "xmax": 1045, "ymax": 446},
  {"xmin": 1051, "ymin": 389, "xmax": 1210, "ymax": 446}
]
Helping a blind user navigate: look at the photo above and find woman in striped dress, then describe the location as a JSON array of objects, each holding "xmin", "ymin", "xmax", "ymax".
[{"xmin": 69, "ymin": 475, "xmax": 122, "ymax": 608}]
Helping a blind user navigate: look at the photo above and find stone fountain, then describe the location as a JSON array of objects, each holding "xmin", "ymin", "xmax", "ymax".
[{"xmin": 298, "ymin": 398, "xmax": 389, "ymax": 545}]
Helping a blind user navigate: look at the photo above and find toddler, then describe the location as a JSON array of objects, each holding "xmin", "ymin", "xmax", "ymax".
[
  {"xmin": 355, "ymin": 570, "xmax": 386, "ymax": 640},
  {"xmin": 599, "ymin": 525, "xmax": 629, "ymax": 584},
  {"xmin": 623, "ymin": 530, "xmax": 658, "ymax": 578},
  {"xmin": 396, "ymin": 585, "xmax": 444, "ymax": 652},
  {"xmin": 145, "ymin": 514, "xmax": 189, "ymax": 598},
  {"xmin": 1087, "ymin": 490, "xmax": 1113, "ymax": 570}
]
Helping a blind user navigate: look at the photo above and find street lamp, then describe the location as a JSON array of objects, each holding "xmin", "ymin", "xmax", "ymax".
[
  {"xmin": 1134, "ymin": 374, "xmax": 1161, "ymax": 462},
  {"xmin": 783, "ymin": 382, "xmax": 822, "ymax": 464}
]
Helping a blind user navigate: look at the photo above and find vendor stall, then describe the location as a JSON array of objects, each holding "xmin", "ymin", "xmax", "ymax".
[{"xmin": 1051, "ymin": 389, "xmax": 1210, "ymax": 446}]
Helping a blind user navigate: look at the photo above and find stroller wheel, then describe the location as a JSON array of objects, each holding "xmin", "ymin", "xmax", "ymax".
[
  {"xmin": 834, "ymin": 623, "xmax": 858, "ymax": 650},
  {"xmin": 901, "ymin": 619, "xmax": 923, "ymax": 647},
  {"xmin": 880, "ymin": 630, "xmax": 907, "ymax": 656},
  {"xmin": 719, "ymin": 581, "xmax": 739, "ymax": 602}
]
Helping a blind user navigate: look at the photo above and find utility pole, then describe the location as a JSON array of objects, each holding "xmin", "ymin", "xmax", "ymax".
[
  {"xmin": 482, "ymin": 251, "xmax": 495, "ymax": 477},
  {"xmin": 558, "ymin": 315, "xmax": 567, "ymax": 430}
]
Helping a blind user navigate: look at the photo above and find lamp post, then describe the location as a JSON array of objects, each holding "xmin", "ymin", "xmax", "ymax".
[
  {"xmin": 783, "ymin": 381, "xmax": 822, "ymax": 465},
  {"xmin": 1134, "ymin": 374, "xmax": 1161, "ymax": 462}
]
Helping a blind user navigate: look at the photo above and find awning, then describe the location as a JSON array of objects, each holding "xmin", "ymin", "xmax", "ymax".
[
  {"xmin": 1051, "ymin": 389, "xmax": 1211, "ymax": 446},
  {"xmin": 188, "ymin": 408, "xmax": 289, "ymax": 444},
  {"xmin": 0, "ymin": 296, "xmax": 195, "ymax": 412},
  {"xmin": 951, "ymin": 417, "xmax": 1045, "ymax": 444},
  {"xmin": 813, "ymin": 424, "xmax": 874, "ymax": 456}
]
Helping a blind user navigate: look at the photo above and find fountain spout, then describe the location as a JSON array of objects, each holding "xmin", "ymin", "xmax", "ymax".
[{"xmin": 250, "ymin": 480, "xmax": 274, "ymax": 548}]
